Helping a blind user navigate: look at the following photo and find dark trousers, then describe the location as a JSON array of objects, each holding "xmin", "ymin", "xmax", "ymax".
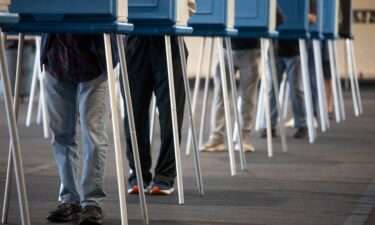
[{"xmin": 120, "ymin": 36, "xmax": 186, "ymax": 187}]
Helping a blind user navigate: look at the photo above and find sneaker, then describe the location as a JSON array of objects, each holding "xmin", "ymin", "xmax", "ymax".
[
  {"xmin": 260, "ymin": 128, "xmax": 276, "ymax": 138},
  {"xmin": 284, "ymin": 118, "xmax": 295, "ymax": 128},
  {"xmin": 46, "ymin": 203, "xmax": 81, "ymax": 222},
  {"xmin": 78, "ymin": 205, "xmax": 105, "ymax": 225},
  {"xmin": 235, "ymin": 142, "xmax": 255, "ymax": 152},
  {"xmin": 127, "ymin": 180, "xmax": 148, "ymax": 195},
  {"xmin": 314, "ymin": 117, "xmax": 319, "ymax": 128},
  {"xmin": 200, "ymin": 138, "xmax": 226, "ymax": 152},
  {"xmin": 148, "ymin": 181, "xmax": 174, "ymax": 195},
  {"xmin": 294, "ymin": 128, "xmax": 307, "ymax": 139}
]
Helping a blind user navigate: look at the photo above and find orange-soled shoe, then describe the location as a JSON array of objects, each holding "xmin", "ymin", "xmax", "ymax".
[{"xmin": 148, "ymin": 182, "xmax": 174, "ymax": 195}]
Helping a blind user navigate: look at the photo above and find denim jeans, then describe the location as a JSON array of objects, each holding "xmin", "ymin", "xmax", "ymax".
[
  {"xmin": 209, "ymin": 48, "xmax": 261, "ymax": 142},
  {"xmin": 45, "ymin": 72, "xmax": 110, "ymax": 207},
  {"xmin": 121, "ymin": 36, "xmax": 186, "ymax": 187},
  {"xmin": 266, "ymin": 55, "xmax": 307, "ymax": 129}
]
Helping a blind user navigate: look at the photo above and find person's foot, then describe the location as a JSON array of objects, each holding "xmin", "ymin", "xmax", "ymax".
[
  {"xmin": 78, "ymin": 205, "xmax": 105, "ymax": 225},
  {"xmin": 148, "ymin": 181, "xmax": 174, "ymax": 195},
  {"xmin": 294, "ymin": 127, "xmax": 307, "ymax": 139},
  {"xmin": 46, "ymin": 203, "xmax": 81, "ymax": 222},
  {"xmin": 127, "ymin": 180, "xmax": 148, "ymax": 195},
  {"xmin": 260, "ymin": 128, "xmax": 276, "ymax": 138},
  {"xmin": 235, "ymin": 142, "xmax": 255, "ymax": 152},
  {"xmin": 200, "ymin": 138, "xmax": 226, "ymax": 152},
  {"xmin": 284, "ymin": 118, "xmax": 295, "ymax": 128}
]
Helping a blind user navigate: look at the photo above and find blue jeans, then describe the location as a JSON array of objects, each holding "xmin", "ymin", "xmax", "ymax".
[
  {"xmin": 266, "ymin": 55, "xmax": 307, "ymax": 129},
  {"xmin": 45, "ymin": 72, "xmax": 110, "ymax": 207}
]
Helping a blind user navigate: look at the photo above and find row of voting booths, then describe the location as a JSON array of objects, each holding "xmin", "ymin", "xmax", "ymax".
[{"xmin": 0, "ymin": 0, "xmax": 361, "ymax": 225}]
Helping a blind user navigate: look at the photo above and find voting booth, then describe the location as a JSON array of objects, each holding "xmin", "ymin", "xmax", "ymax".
[
  {"xmin": 188, "ymin": 0, "xmax": 234, "ymax": 33},
  {"xmin": 9, "ymin": 0, "xmax": 127, "ymax": 22},
  {"xmin": 322, "ymin": 0, "xmax": 340, "ymax": 39},
  {"xmin": 235, "ymin": 0, "xmax": 277, "ymax": 36},
  {"xmin": 310, "ymin": 0, "xmax": 323, "ymax": 39},
  {"xmin": 128, "ymin": 0, "xmax": 192, "ymax": 35},
  {"xmin": 276, "ymin": 0, "xmax": 317, "ymax": 143},
  {"xmin": 277, "ymin": 0, "xmax": 310, "ymax": 38}
]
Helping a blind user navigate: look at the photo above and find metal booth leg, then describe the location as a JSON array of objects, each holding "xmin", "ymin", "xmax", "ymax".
[
  {"xmin": 116, "ymin": 35, "xmax": 149, "ymax": 224},
  {"xmin": 149, "ymin": 94, "xmax": 157, "ymax": 149},
  {"xmin": 198, "ymin": 38, "xmax": 214, "ymax": 148},
  {"xmin": 103, "ymin": 33, "xmax": 129, "ymax": 225},
  {"xmin": 0, "ymin": 31, "xmax": 30, "ymax": 225},
  {"xmin": 299, "ymin": 39, "xmax": 316, "ymax": 143},
  {"xmin": 186, "ymin": 37, "xmax": 206, "ymax": 156},
  {"xmin": 349, "ymin": 39, "xmax": 363, "ymax": 114},
  {"xmin": 313, "ymin": 39, "xmax": 330, "ymax": 131},
  {"xmin": 177, "ymin": 36, "xmax": 204, "ymax": 195},
  {"xmin": 267, "ymin": 38, "xmax": 288, "ymax": 153},
  {"xmin": 2, "ymin": 33, "xmax": 26, "ymax": 224},
  {"xmin": 26, "ymin": 37, "xmax": 39, "ymax": 127},
  {"xmin": 259, "ymin": 38, "xmax": 273, "ymax": 157},
  {"xmin": 217, "ymin": 37, "xmax": 237, "ymax": 176},
  {"xmin": 328, "ymin": 40, "xmax": 341, "ymax": 123},
  {"xmin": 224, "ymin": 37, "xmax": 246, "ymax": 170},
  {"xmin": 254, "ymin": 77, "xmax": 265, "ymax": 131},
  {"xmin": 333, "ymin": 41, "xmax": 346, "ymax": 121},
  {"xmin": 164, "ymin": 35, "xmax": 185, "ymax": 204},
  {"xmin": 345, "ymin": 39, "xmax": 359, "ymax": 117}
]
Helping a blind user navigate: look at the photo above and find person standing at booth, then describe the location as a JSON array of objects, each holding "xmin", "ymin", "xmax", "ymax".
[
  {"xmin": 261, "ymin": 6, "xmax": 308, "ymax": 139},
  {"xmin": 122, "ymin": 0, "xmax": 196, "ymax": 195},
  {"xmin": 200, "ymin": 38, "xmax": 261, "ymax": 153},
  {"xmin": 42, "ymin": 34, "xmax": 118, "ymax": 225}
]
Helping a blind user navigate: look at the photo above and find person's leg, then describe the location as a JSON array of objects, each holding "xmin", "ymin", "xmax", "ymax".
[
  {"xmin": 45, "ymin": 72, "xmax": 80, "ymax": 205},
  {"xmin": 45, "ymin": 72, "xmax": 82, "ymax": 222},
  {"xmin": 122, "ymin": 36, "xmax": 154, "ymax": 186},
  {"xmin": 151, "ymin": 36, "xmax": 185, "ymax": 188},
  {"xmin": 285, "ymin": 56, "xmax": 307, "ymax": 130},
  {"xmin": 201, "ymin": 49, "xmax": 230, "ymax": 151},
  {"xmin": 235, "ymin": 48, "xmax": 260, "ymax": 143},
  {"xmin": 78, "ymin": 74, "xmax": 110, "ymax": 208}
]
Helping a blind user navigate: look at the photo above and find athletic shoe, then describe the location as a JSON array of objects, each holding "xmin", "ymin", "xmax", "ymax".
[
  {"xmin": 148, "ymin": 181, "xmax": 174, "ymax": 195},
  {"xmin": 78, "ymin": 205, "xmax": 105, "ymax": 225},
  {"xmin": 46, "ymin": 203, "xmax": 81, "ymax": 222},
  {"xmin": 200, "ymin": 138, "xmax": 226, "ymax": 152}
]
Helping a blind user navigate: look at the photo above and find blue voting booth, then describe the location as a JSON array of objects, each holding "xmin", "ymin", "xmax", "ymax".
[
  {"xmin": 322, "ymin": 0, "xmax": 340, "ymax": 39},
  {"xmin": 188, "ymin": 0, "xmax": 236, "ymax": 36},
  {"xmin": 128, "ymin": 0, "xmax": 192, "ymax": 35},
  {"xmin": 277, "ymin": 0, "xmax": 310, "ymax": 38},
  {"xmin": 9, "ymin": 0, "xmax": 127, "ymax": 22},
  {"xmin": 4, "ymin": 0, "xmax": 132, "ymax": 33},
  {"xmin": 310, "ymin": 0, "xmax": 323, "ymax": 39},
  {"xmin": 234, "ymin": 0, "xmax": 277, "ymax": 37}
]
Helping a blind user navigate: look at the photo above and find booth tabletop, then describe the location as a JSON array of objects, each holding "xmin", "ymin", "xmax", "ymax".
[
  {"xmin": 130, "ymin": 25, "xmax": 192, "ymax": 36},
  {"xmin": 0, "ymin": 21, "xmax": 133, "ymax": 34},
  {"xmin": 188, "ymin": 28, "xmax": 237, "ymax": 37},
  {"xmin": 236, "ymin": 30, "xmax": 278, "ymax": 39},
  {"xmin": 0, "ymin": 13, "xmax": 19, "ymax": 25}
]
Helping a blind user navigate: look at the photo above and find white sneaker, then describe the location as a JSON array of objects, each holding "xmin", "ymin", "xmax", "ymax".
[
  {"xmin": 200, "ymin": 139, "xmax": 226, "ymax": 152},
  {"xmin": 314, "ymin": 117, "xmax": 319, "ymax": 128},
  {"xmin": 235, "ymin": 143, "xmax": 255, "ymax": 152},
  {"xmin": 284, "ymin": 118, "xmax": 294, "ymax": 128}
]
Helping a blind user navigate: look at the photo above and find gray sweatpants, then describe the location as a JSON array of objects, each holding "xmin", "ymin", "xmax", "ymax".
[{"xmin": 209, "ymin": 48, "xmax": 261, "ymax": 142}]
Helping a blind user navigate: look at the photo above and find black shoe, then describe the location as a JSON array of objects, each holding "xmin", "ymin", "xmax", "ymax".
[
  {"xmin": 294, "ymin": 128, "xmax": 307, "ymax": 139},
  {"xmin": 78, "ymin": 205, "xmax": 105, "ymax": 225},
  {"xmin": 260, "ymin": 128, "xmax": 276, "ymax": 138},
  {"xmin": 46, "ymin": 203, "xmax": 81, "ymax": 222}
]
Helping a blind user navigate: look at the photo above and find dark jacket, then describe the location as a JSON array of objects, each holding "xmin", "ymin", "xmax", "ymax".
[{"xmin": 40, "ymin": 33, "xmax": 119, "ymax": 79}]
